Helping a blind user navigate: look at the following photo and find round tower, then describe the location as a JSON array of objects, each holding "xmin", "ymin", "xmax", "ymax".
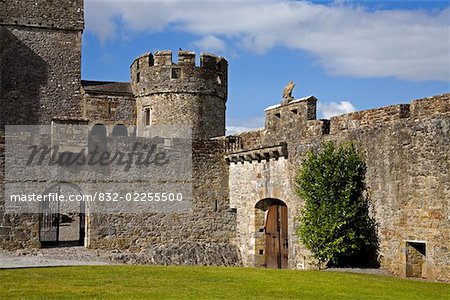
[{"xmin": 131, "ymin": 50, "xmax": 228, "ymax": 139}]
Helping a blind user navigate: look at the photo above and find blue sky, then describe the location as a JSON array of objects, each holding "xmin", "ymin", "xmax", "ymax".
[{"xmin": 82, "ymin": 0, "xmax": 450, "ymax": 133}]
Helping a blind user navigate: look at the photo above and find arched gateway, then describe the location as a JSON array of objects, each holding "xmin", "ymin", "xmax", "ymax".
[
  {"xmin": 255, "ymin": 199, "xmax": 288, "ymax": 269},
  {"xmin": 39, "ymin": 183, "xmax": 85, "ymax": 247}
]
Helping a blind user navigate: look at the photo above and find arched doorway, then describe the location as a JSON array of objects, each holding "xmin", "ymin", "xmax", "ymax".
[
  {"xmin": 39, "ymin": 182, "xmax": 85, "ymax": 247},
  {"xmin": 255, "ymin": 199, "xmax": 288, "ymax": 269}
]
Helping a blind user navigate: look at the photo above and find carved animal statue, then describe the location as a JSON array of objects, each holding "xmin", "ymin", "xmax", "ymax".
[{"xmin": 282, "ymin": 81, "xmax": 295, "ymax": 102}]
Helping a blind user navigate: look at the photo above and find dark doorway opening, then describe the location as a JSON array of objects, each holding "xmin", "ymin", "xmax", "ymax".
[
  {"xmin": 406, "ymin": 241, "xmax": 426, "ymax": 278},
  {"xmin": 39, "ymin": 183, "xmax": 85, "ymax": 247}
]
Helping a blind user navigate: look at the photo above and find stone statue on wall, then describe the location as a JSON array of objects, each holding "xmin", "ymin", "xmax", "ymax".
[{"xmin": 282, "ymin": 81, "xmax": 295, "ymax": 104}]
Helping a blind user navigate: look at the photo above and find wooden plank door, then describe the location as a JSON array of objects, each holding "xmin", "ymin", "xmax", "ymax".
[{"xmin": 265, "ymin": 204, "xmax": 288, "ymax": 269}]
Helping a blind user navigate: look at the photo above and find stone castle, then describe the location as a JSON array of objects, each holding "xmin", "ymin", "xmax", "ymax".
[{"xmin": 1, "ymin": 1, "xmax": 449, "ymax": 282}]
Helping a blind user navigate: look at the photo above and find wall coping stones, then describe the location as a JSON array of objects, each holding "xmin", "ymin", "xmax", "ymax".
[{"xmin": 265, "ymin": 95, "xmax": 317, "ymax": 111}]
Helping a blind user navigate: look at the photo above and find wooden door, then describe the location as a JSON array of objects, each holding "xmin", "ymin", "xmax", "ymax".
[{"xmin": 265, "ymin": 204, "xmax": 288, "ymax": 269}]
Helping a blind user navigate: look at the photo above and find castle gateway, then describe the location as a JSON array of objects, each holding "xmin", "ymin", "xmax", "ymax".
[{"xmin": 0, "ymin": 0, "xmax": 449, "ymax": 282}]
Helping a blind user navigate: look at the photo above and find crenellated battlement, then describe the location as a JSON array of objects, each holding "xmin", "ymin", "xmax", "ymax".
[
  {"xmin": 132, "ymin": 50, "xmax": 228, "ymax": 139},
  {"xmin": 178, "ymin": 50, "xmax": 196, "ymax": 66},
  {"xmin": 251, "ymin": 93, "xmax": 450, "ymax": 147},
  {"xmin": 263, "ymin": 96, "xmax": 320, "ymax": 139},
  {"xmin": 133, "ymin": 50, "xmax": 226, "ymax": 69},
  {"xmin": 130, "ymin": 50, "xmax": 228, "ymax": 100},
  {"xmin": 154, "ymin": 50, "xmax": 172, "ymax": 66}
]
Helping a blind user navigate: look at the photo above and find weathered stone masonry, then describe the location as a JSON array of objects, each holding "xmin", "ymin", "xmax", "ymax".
[
  {"xmin": 0, "ymin": 0, "xmax": 240, "ymax": 266},
  {"xmin": 0, "ymin": 0, "xmax": 84, "ymax": 250},
  {"xmin": 0, "ymin": 0, "xmax": 449, "ymax": 282},
  {"xmin": 0, "ymin": 0, "xmax": 84, "ymax": 126},
  {"xmin": 227, "ymin": 94, "xmax": 449, "ymax": 281},
  {"xmin": 131, "ymin": 50, "xmax": 227, "ymax": 139}
]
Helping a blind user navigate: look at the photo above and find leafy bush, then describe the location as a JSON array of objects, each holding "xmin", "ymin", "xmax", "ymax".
[{"xmin": 296, "ymin": 141, "xmax": 378, "ymax": 268}]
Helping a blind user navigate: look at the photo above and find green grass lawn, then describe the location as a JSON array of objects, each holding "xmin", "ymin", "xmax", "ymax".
[{"xmin": 1, "ymin": 266, "xmax": 449, "ymax": 299}]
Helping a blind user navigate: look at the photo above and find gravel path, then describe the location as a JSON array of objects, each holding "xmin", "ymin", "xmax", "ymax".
[
  {"xmin": 0, "ymin": 247, "xmax": 116, "ymax": 268},
  {"xmin": 0, "ymin": 248, "xmax": 391, "ymax": 277},
  {"xmin": 324, "ymin": 267, "xmax": 391, "ymax": 276}
]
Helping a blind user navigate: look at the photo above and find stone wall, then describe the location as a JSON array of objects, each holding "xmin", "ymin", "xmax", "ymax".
[
  {"xmin": 410, "ymin": 94, "xmax": 450, "ymax": 118},
  {"xmin": 336, "ymin": 110, "xmax": 450, "ymax": 282},
  {"xmin": 330, "ymin": 104, "xmax": 410, "ymax": 134},
  {"xmin": 81, "ymin": 81, "xmax": 136, "ymax": 127},
  {"xmin": 0, "ymin": 132, "xmax": 40, "ymax": 249},
  {"xmin": 0, "ymin": 0, "xmax": 84, "ymax": 250},
  {"xmin": 0, "ymin": 26, "xmax": 83, "ymax": 126},
  {"xmin": 264, "ymin": 96, "xmax": 324, "ymax": 143},
  {"xmin": 228, "ymin": 93, "xmax": 450, "ymax": 282},
  {"xmin": 228, "ymin": 156, "xmax": 313, "ymax": 269},
  {"xmin": 136, "ymin": 93, "xmax": 225, "ymax": 139},
  {"xmin": 0, "ymin": 125, "xmax": 240, "ymax": 266},
  {"xmin": 0, "ymin": 0, "xmax": 84, "ymax": 31},
  {"xmin": 87, "ymin": 138, "xmax": 240, "ymax": 266},
  {"xmin": 0, "ymin": 0, "xmax": 84, "ymax": 127}
]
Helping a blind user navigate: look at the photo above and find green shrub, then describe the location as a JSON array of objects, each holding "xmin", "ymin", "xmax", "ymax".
[{"xmin": 296, "ymin": 141, "xmax": 378, "ymax": 268}]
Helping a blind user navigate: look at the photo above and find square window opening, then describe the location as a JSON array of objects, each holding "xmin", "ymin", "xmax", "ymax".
[{"xmin": 171, "ymin": 68, "xmax": 181, "ymax": 79}]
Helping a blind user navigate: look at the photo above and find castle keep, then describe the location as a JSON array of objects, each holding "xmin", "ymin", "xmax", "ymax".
[{"xmin": 1, "ymin": 1, "xmax": 449, "ymax": 282}]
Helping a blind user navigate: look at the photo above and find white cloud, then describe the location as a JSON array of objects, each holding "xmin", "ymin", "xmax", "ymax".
[
  {"xmin": 226, "ymin": 126, "xmax": 254, "ymax": 135},
  {"xmin": 317, "ymin": 101, "xmax": 355, "ymax": 119},
  {"xmin": 192, "ymin": 35, "xmax": 226, "ymax": 52},
  {"xmin": 85, "ymin": 0, "xmax": 450, "ymax": 81},
  {"xmin": 85, "ymin": 3, "xmax": 119, "ymax": 41},
  {"xmin": 226, "ymin": 115, "xmax": 264, "ymax": 135}
]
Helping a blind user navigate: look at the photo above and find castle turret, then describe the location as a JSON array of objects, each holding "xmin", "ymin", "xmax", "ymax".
[{"xmin": 131, "ymin": 50, "xmax": 228, "ymax": 139}]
